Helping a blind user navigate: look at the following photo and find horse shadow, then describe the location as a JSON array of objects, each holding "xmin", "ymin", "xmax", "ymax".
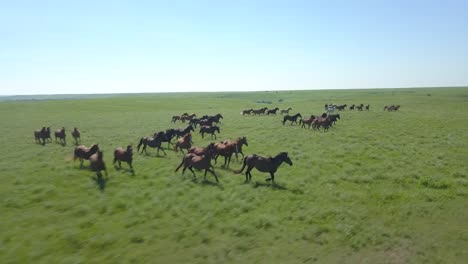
[
  {"xmin": 114, "ymin": 166, "xmax": 135, "ymax": 176},
  {"xmin": 92, "ymin": 174, "xmax": 108, "ymax": 192},
  {"xmin": 191, "ymin": 177, "xmax": 224, "ymax": 190},
  {"xmin": 252, "ymin": 181, "xmax": 288, "ymax": 191}
]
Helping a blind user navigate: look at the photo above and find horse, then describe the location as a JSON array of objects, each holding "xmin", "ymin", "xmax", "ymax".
[
  {"xmin": 251, "ymin": 107, "xmax": 267, "ymax": 115},
  {"xmin": 328, "ymin": 114, "xmax": 341, "ymax": 126},
  {"xmin": 174, "ymin": 125, "xmax": 194, "ymax": 139},
  {"xmin": 175, "ymin": 151, "xmax": 218, "ymax": 182},
  {"xmin": 54, "ymin": 127, "xmax": 66, "ymax": 145},
  {"xmin": 137, "ymin": 132, "xmax": 167, "ymax": 156},
  {"xmin": 199, "ymin": 119, "xmax": 213, "ymax": 127},
  {"xmin": 71, "ymin": 127, "xmax": 81, "ymax": 145},
  {"xmin": 74, "ymin": 144, "xmax": 100, "ymax": 168},
  {"xmin": 89, "ymin": 150, "xmax": 107, "ymax": 177},
  {"xmin": 199, "ymin": 125, "xmax": 220, "ymax": 139},
  {"xmin": 349, "ymin": 104, "xmax": 355, "ymax": 110},
  {"xmin": 241, "ymin": 109, "xmax": 253, "ymax": 115},
  {"xmin": 220, "ymin": 136, "xmax": 248, "ymax": 161},
  {"xmin": 326, "ymin": 105, "xmax": 336, "ymax": 115},
  {"xmin": 188, "ymin": 142, "xmax": 216, "ymax": 156},
  {"xmin": 207, "ymin": 113, "xmax": 223, "ymax": 124},
  {"xmin": 280, "ymin": 107, "xmax": 292, "ymax": 115},
  {"xmin": 180, "ymin": 113, "xmax": 196, "ymax": 123},
  {"xmin": 236, "ymin": 152, "xmax": 292, "ymax": 184},
  {"xmin": 312, "ymin": 116, "xmax": 332, "ymax": 131},
  {"xmin": 336, "ymin": 104, "xmax": 347, "ymax": 111},
  {"xmin": 174, "ymin": 133, "xmax": 193, "ymax": 153},
  {"xmin": 266, "ymin": 107, "xmax": 279, "ymax": 115},
  {"xmin": 299, "ymin": 115, "xmax": 316, "ymax": 129},
  {"xmin": 282, "ymin": 113, "xmax": 302, "ymax": 125},
  {"xmin": 160, "ymin": 129, "xmax": 177, "ymax": 148},
  {"xmin": 356, "ymin": 104, "xmax": 364, "ymax": 111},
  {"xmin": 114, "ymin": 145, "xmax": 134, "ymax": 172},
  {"xmin": 365, "ymin": 104, "xmax": 370, "ymax": 111},
  {"xmin": 189, "ymin": 118, "xmax": 201, "ymax": 128},
  {"xmin": 34, "ymin": 127, "xmax": 47, "ymax": 145},
  {"xmin": 384, "ymin": 105, "xmax": 400, "ymax": 111},
  {"xmin": 171, "ymin": 115, "xmax": 182, "ymax": 123}
]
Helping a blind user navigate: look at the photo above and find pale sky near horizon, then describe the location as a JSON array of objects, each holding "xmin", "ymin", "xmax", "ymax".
[{"xmin": 1, "ymin": 0, "xmax": 467, "ymax": 95}]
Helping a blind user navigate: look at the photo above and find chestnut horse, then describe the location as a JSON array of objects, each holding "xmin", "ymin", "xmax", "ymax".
[
  {"xmin": 74, "ymin": 144, "xmax": 100, "ymax": 168},
  {"xmin": 174, "ymin": 133, "xmax": 193, "ymax": 153},
  {"xmin": 299, "ymin": 115, "xmax": 316, "ymax": 129},
  {"xmin": 114, "ymin": 145, "xmax": 134, "ymax": 172},
  {"xmin": 71, "ymin": 127, "xmax": 81, "ymax": 145},
  {"xmin": 175, "ymin": 151, "xmax": 218, "ymax": 182},
  {"xmin": 215, "ymin": 136, "xmax": 249, "ymax": 165},
  {"xmin": 236, "ymin": 152, "xmax": 293, "ymax": 184},
  {"xmin": 54, "ymin": 127, "xmax": 66, "ymax": 145},
  {"xmin": 137, "ymin": 132, "xmax": 167, "ymax": 156}
]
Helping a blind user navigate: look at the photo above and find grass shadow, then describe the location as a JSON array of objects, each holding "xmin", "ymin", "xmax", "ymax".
[{"xmin": 253, "ymin": 181, "xmax": 288, "ymax": 190}]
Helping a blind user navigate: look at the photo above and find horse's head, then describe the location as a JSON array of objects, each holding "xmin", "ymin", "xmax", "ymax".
[
  {"xmin": 336, "ymin": 114, "xmax": 341, "ymax": 119},
  {"xmin": 321, "ymin": 113, "xmax": 327, "ymax": 118},
  {"xmin": 281, "ymin": 152, "xmax": 293, "ymax": 166},
  {"xmin": 90, "ymin": 144, "xmax": 100, "ymax": 152},
  {"xmin": 97, "ymin": 150, "xmax": 104, "ymax": 160},
  {"xmin": 217, "ymin": 114, "xmax": 223, "ymax": 119},
  {"xmin": 126, "ymin": 145, "xmax": 133, "ymax": 154},
  {"xmin": 240, "ymin": 136, "xmax": 248, "ymax": 146}
]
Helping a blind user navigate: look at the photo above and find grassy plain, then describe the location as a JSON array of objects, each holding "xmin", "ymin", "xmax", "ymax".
[{"xmin": 0, "ymin": 87, "xmax": 467, "ymax": 263}]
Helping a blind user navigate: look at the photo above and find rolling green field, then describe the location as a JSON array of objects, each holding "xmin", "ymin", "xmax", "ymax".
[{"xmin": 1, "ymin": 87, "xmax": 467, "ymax": 263}]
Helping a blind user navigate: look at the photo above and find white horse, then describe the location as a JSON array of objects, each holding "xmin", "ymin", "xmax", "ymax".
[{"xmin": 326, "ymin": 105, "xmax": 335, "ymax": 115}]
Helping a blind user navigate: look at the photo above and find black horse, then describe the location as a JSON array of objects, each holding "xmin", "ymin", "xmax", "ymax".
[
  {"xmin": 137, "ymin": 132, "xmax": 167, "ymax": 156},
  {"xmin": 174, "ymin": 125, "xmax": 194, "ymax": 139},
  {"xmin": 282, "ymin": 113, "xmax": 302, "ymax": 125},
  {"xmin": 236, "ymin": 152, "xmax": 293, "ymax": 184},
  {"xmin": 199, "ymin": 125, "xmax": 221, "ymax": 139}
]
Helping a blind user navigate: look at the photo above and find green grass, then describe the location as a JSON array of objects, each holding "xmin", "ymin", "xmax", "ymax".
[{"xmin": 1, "ymin": 87, "xmax": 467, "ymax": 263}]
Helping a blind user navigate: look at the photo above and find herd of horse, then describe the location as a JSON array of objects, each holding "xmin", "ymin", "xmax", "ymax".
[{"xmin": 33, "ymin": 102, "xmax": 400, "ymax": 186}]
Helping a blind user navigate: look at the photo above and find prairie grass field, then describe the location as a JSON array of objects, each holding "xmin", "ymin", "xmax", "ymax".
[{"xmin": 0, "ymin": 87, "xmax": 467, "ymax": 263}]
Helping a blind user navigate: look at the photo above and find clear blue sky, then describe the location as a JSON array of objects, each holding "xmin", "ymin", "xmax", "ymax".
[{"xmin": 1, "ymin": 0, "xmax": 467, "ymax": 95}]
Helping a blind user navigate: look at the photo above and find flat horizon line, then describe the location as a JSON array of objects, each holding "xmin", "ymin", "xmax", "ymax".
[{"xmin": 1, "ymin": 85, "xmax": 467, "ymax": 98}]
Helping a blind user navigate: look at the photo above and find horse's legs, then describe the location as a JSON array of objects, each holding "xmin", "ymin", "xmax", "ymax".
[
  {"xmin": 206, "ymin": 168, "xmax": 219, "ymax": 182},
  {"xmin": 188, "ymin": 166, "xmax": 196, "ymax": 177},
  {"xmin": 160, "ymin": 146, "xmax": 167, "ymax": 156}
]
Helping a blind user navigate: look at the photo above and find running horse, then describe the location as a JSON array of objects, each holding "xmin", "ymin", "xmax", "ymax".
[
  {"xmin": 199, "ymin": 125, "xmax": 220, "ymax": 139},
  {"xmin": 280, "ymin": 107, "xmax": 292, "ymax": 115},
  {"xmin": 299, "ymin": 115, "xmax": 316, "ymax": 129},
  {"xmin": 74, "ymin": 144, "xmax": 100, "ymax": 168},
  {"xmin": 236, "ymin": 152, "xmax": 293, "ymax": 184},
  {"xmin": 174, "ymin": 133, "xmax": 193, "ymax": 153},
  {"xmin": 175, "ymin": 150, "xmax": 218, "ymax": 182},
  {"xmin": 114, "ymin": 145, "xmax": 134, "ymax": 172},
  {"xmin": 137, "ymin": 131, "xmax": 167, "ymax": 156},
  {"xmin": 282, "ymin": 113, "xmax": 302, "ymax": 125},
  {"xmin": 71, "ymin": 127, "xmax": 81, "ymax": 145},
  {"xmin": 54, "ymin": 127, "xmax": 66, "ymax": 145},
  {"xmin": 174, "ymin": 125, "xmax": 194, "ymax": 139},
  {"xmin": 34, "ymin": 127, "xmax": 48, "ymax": 145},
  {"xmin": 219, "ymin": 136, "xmax": 248, "ymax": 162}
]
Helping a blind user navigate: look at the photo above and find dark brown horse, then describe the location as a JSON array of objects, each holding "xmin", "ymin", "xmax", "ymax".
[
  {"xmin": 74, "ymin": 144, "xmax": 100, "ymax": 168},
  {"xmin": 34, "ymin": 127, "xmax": 48, "ymax": 145},
  {"xmin": 384, "ymin": 105, "xmax": 400, "ymax": 111},
  {"xmin": 299, "ymin": 115, "xmax": 316, "ymax": 129},
  {"xmin": 54, "ymin": 127, "xmax": 66, "ymax": 145},
  {"xmin": 89, "ymin": 150, "xmax": 107, "ymax": 177},
  {"xmin": 71, "ymin": 127, "xmax": 81, "ymax": 145},
  {"xmin": 266, "ymin": 107, "xmax": 279, "ymax": 115},
  {"xmin": 356, "ymin": 104, "xmax": 364, "ymax": 111},
  {"xmin": 174, "ymin": 133, "xmax": 193, "ymax": 153},
  {"xmin": 114, "ymin": 145, "xmax": 134, "ymax": 172},
  {"xmin": 199, "ymin": 125, "xmax": 220, "ymax": 139},
  {"xmin": 137, "ymin": 132, "xmax": 167, "ymax": 156},
  {"xmin": 236, "ymin": 152, "xmax": 292, "ymax": 184},
  {"xmin": 180, "ymin": 113, "xmax": 196, "ymax": 123},
  {"xmin": 175, "ymin": 151, "xmax": 218, "ymax": 182},
  {"xmin": 241, "ymin": 109, "xmax": 253, "ymax": 115},
  {"xmin": 174, "ymin": 125, "xmax": 194, "ymax": 138}
]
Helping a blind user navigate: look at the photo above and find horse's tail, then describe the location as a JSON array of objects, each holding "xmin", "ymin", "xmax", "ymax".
[
  {"xmin": 137, "ymin": 138, "xmax": 144, "ymax": 152},
  {"xmin": 235, "ymin": 157, "xmax": 247, "ymax": 174}
]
